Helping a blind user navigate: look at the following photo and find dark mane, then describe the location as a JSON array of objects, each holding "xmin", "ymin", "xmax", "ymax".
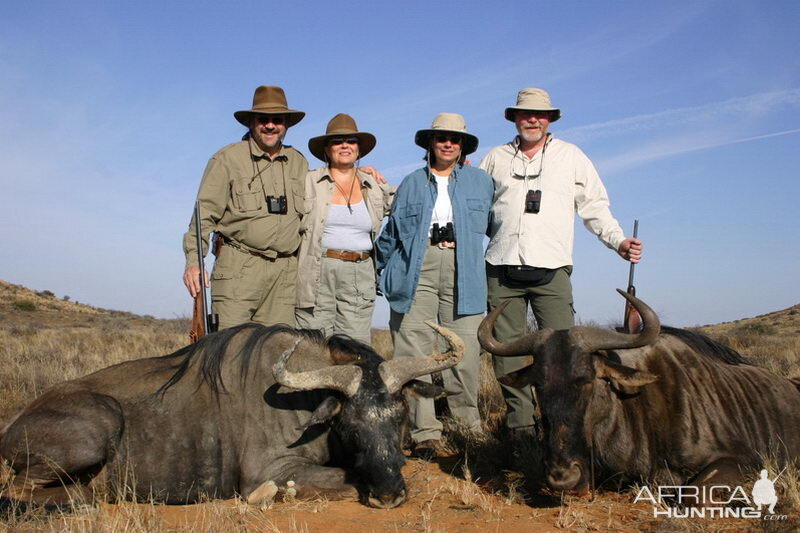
[
  {"xmin": 155, "ymin": 323, "xmax": 326, "ymax": 396},
  {"xmin": 661, "ymin": 326, "xmax": 748, "ymax": 366}
]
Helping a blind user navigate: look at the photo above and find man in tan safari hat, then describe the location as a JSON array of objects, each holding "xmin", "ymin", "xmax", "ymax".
[
  {"xmin": 182, "ymin": 85, "xmax": 308, "ymax": 329},
  {"xmin": 479, "ymin": 88, "xmax": 644, "ymax": 437}
]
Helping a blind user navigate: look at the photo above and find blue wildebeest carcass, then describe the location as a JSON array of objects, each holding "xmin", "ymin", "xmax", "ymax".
[
  {"xmin": 0, "ymin": 322, "xmax": 463, "ymax": 508},
  {"xmin": 478, "ymin": 290, "xmax": 800, "ymax": 493}
]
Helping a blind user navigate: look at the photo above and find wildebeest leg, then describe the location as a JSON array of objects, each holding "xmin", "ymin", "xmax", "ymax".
[
  {"xmin": 241, "ymin": 460, "xmax": 357, "ymax": 505},
  {"xmin": 0, "ymin": 392, "xmax": 123, "ymax": 505},
  {"xmin": 686, "ymin": 457, "xmax": 751, "ymax": 488}
]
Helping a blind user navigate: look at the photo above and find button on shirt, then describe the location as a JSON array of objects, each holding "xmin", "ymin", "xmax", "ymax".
[{"xmin": 479, "ymin": 137, "xmax": 625, "ymax": 269}]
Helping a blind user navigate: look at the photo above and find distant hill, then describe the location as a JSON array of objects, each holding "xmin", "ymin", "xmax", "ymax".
[
  {"xmin": 2, "ymin": 277, "xmax": 798, "ymax": 339},
  {"xmin": 696, "ymin": 302, "xmax": 800, "ymax": 337},
  {"xmin": 0, "ymin": 279, "xmax": 183, "ymax": 329}
]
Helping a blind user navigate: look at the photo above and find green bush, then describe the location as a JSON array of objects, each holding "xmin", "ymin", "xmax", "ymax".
[{"xmin": 12, "ymin": 300, "xmax": 36, "ymax": 312}]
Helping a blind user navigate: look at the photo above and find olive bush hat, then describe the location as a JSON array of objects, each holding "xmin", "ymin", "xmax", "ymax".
[
  {"xmin": 234, "ymin": 85, "xmax": 305, "ymax": 128},
  {"xmin": 308, "ymin": 114, "xmax": 376, "ymax": 162},
  {"xmin": 414, "ymin": 113, "xmax": 479, "ymax": 155},
  {"xmin": 504, "ymin": 88, "xmax": 561, "ymax": 122}
]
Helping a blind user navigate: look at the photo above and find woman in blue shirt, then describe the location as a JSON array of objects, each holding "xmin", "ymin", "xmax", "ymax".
[{"xmin": 375, "ymin": 113, "xmax": 494, "ymax": 460}]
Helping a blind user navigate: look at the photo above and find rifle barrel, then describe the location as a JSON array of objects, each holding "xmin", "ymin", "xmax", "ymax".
[{"xmin": 626, "ymin": 219, "xmax": 639, "ymax": 288}]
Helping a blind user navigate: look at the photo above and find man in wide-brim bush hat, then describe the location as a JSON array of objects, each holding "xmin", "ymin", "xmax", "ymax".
[{"xmin": 182, "ymin": 85, "xmax": 308, "ymax": 329}]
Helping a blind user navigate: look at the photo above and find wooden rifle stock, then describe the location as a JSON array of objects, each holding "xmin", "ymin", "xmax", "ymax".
[
  {"xmin": 189, "ymin": 200, "xmax": 218, "ymax": 343},
  {"xmin": 623, "ymin": 219, "xmax": 642, "ymax": 334}
]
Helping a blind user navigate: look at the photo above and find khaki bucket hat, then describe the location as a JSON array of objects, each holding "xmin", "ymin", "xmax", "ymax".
[
  {"xmin": 504, "ymin": 88, "xmax": 561, "ymax": 122},
  {"xmin": 308, "ymin": 114, "xmax": 377, "ymax": 162},
  {"xmin": 414, "ymin": 113, "xmax": 479, "ymax": 155},
  {"xmin": 234, "ymin": 85, "xmax": 305, "ymax": 128}
]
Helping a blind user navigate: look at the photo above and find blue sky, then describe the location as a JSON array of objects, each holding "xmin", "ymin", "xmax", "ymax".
[{"xmin": 1, "ymin": 0, "xmax": 798, "ymax": 328}]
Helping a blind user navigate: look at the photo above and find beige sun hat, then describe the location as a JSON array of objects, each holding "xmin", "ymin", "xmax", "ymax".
[
  {"xmin": 504, "ymin": 88, "xmax": 561, "ymax": 122},
  {"xmin": 234, "ymin": 85, "xmax": 305, "ymax": 128},
  {"xmin": 307, "ymin": 114, "xmax": 376, "ymax": 162},
  {"xmin": 414, "ymin": 113, "xmax": 479, "ymax": 155}
]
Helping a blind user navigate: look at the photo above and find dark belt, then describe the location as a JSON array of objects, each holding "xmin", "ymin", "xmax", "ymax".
[
  {"xmin": 324, "ymin": 249, "xmax": 371, "ymax": 262},
  {"xmin": 216, "ymin": 233, "xmax": 294, "ymax": 261}
]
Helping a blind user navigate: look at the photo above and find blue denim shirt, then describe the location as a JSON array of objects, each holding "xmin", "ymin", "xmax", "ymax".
[{"xmin": 375, "ymin": 164, "xmax": 494, "ymax": 315}]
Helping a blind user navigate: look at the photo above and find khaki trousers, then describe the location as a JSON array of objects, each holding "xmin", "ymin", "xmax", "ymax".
[
  {"xmin": 295, "ymin": 255, "xmax": 376, "ymax": 345},
  {"xmin": 211, "ymin": 244, "xmax": 297, "ymax": 330},
  {"xmin": 391, "ymin": 245, "xmax": 483, "ymax": 443},
  {"xmin": 486, "ymin": 263, "xmax": 574, "ymax": 430}
]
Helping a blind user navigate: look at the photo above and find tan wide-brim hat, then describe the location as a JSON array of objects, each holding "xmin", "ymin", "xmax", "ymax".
[
  {"xmin": 234, "ymin": 85, "xmax": 305, "ymax": 128},
  {"xmin": 414, "ymin": 112, "xmax": 479, "ymax": 155},
  {"xmin": 504, "ymin": 88, "xmax": 562, "ymax": 122},
  {"xmin": 308, "ymin": 113, "xmax": 377, "ymax": 162}
]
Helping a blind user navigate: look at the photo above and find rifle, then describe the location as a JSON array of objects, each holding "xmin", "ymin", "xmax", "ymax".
[
  {"xmin": 623, "ymin": 219, "xmax": 642, "ymax": 334},
  {"xmin": 189, "ymin": 200, "xmax": 219, "ymax": 343}
]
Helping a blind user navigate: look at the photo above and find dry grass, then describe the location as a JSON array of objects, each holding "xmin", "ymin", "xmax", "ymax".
[{"xmin": 1, "ymin": 280, "xmax": 799, "ymax": 531}]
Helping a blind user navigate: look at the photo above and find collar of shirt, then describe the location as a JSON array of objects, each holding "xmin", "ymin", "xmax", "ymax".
[
  {"xmin": 508, "ymin": 133, "xmax": 553, "ymax": 161},
  {"xmin": 426, "ymin": 163, "xmax": 463, "ymax": 183},
  {"xmin": 317, "ymin": 168, "xmax": 374, "ymax": 189},
  {"xmin": 248, "ymin": 136, "xmax": 289, "ymax": 162}
]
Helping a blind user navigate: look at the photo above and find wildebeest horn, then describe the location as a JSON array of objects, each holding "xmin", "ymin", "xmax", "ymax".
[
  {"xmin": 571, "ymin": 289, "xmax": 660, "ymax": 352},
  {"xmin": 379, "ymin": 322, "xmax": 465, "ymax": 394},
  {"xmin": 478, "ymin": 300, "xmax": 554, "ymax": 356},
  {"xmin": 272, "ymin": 337, "xmax": 362, "ymax": 397}
]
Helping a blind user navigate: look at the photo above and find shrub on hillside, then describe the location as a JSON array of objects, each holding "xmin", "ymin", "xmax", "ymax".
[{"xmin": 11, "ymin": 300, "xmax": 36, "ymax": 312}]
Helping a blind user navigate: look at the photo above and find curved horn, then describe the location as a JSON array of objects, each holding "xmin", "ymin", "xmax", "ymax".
[
  {"xmin": 272, "ymin": 337, "xmax": 362, "ymax": 397},
  {"xmin": 571, "ymin": 289, "xmax": 660, "ymax": 353},
  {"xmin": 477, "ymin": 300, "xmax": 554, "ymax": 356},
  {"xmin": 379, "ymin": 322, "xmax": 465, "ymax": 394}
]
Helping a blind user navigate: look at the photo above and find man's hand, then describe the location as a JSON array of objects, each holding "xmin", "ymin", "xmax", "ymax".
[
  {"xmin": 359, "ymin": 165, "xmax": 387, "ymax": 184},
  {"xmin": 183, "ymin": 265, "xmax": 209, "ymax": 297},
  {"xmin": 617, "ymin": 238, "xmax": 643, "ymax": 263}
]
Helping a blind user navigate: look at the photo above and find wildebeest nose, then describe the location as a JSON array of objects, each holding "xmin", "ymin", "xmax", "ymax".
[
  {"xmin": 546, "ymin": 461, "xmax": 583, "ymax": 491},
  {"xmin": 367, "ymin": 488, "xmax": 407, "ymax": 509}
]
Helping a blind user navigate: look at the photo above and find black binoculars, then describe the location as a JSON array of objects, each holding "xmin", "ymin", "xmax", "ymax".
[{"xmin": 431, "ymin": 222, "xmax": 455, "ymax": 244}]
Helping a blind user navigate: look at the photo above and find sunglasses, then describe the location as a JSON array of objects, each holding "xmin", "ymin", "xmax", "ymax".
[
  {"xmin": 328, "ymin": 137, "xmax": 360, "ymax": 146},
  {"xmin": 434, "ymin": 134, "xmax": 462, "ymax": 144},
  {"xmin": 255, "ymin": 115, "xmax": 287, "ymax": 125}
]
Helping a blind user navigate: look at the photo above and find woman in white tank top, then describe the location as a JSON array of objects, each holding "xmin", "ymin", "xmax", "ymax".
[{"xmin": 295, "ymin": 114, "xmax": 395, "ymax": 344}]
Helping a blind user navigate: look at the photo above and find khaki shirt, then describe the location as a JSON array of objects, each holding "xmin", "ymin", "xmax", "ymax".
[
  {"xmin": 479, "ymin": 136, "xmax": 625, "ymax": 268},
  {"xmin": 296, "ymin": 168, "xmax": 395, "ymax": 308},
  {"xmin": 183, "ymin": 138, "xmax": 309, "ymax": 269}
]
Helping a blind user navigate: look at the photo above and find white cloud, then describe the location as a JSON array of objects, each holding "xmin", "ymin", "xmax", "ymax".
[{"xmin": 561, "ymin": 89, "xmax": 800, "ymax": 143}]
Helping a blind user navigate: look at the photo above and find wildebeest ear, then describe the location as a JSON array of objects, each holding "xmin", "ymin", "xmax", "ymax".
[
  {"xmin": 402, "ymin": 380, "xmax": 453, "ymax": 399},
  {"xmin": 497, "ymin": 366, "xmax": 532, "ymax": 388},
  {"xmin": 297, "ymin": 396, "xmax": 342, "ymax": 431},
  {"xmin": 594, "ymin": 357, "xmax": 658, "ymax": 391}
]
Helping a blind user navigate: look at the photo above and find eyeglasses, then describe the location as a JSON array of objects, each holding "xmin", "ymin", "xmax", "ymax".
[
  {"xmin": 255, "ymin": 115, "xmax": 287, "ymax": 125},
  {"xmin": 434, "ymin": 134, "xmax": 462, "ymax": 144},
  {"xmin": 328, "ymin": 137, "xmax": 359, "ymax": 146}
]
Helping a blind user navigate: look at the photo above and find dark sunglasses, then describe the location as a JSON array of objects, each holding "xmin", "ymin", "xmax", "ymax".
[
  {"xmin": 255, "ymin": 115, "xmax": 287, "ymax": 125},
  {"xmin": 328, "ymin": 137, "xmax": 360, "ymax": 146},
  {"xmin": 434, "ymin": 134, "xmax": 462, "ymax": 144}
]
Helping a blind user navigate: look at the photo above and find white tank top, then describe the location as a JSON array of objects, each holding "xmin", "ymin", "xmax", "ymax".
[{"xmin": 321, "ymin": 201, "xmax": 373, "ymax": 251}]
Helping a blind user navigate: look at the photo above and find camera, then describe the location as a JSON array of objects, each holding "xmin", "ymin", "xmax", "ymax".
[
  {"xmin": 525, "ymin": 190, "xmax": 542, "ymax": 214},
  {"xmin": 431, "ymin": 222, "xmax": 455, "ymax": 244},
  {"xmin": 267, "ymin": 195, "xmax": 288, "ymax": 214}
]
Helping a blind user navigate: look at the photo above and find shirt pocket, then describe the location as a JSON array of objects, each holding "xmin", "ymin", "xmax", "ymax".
[
  {"xmin": 292, "ymin": 180, "xmax": 309, "ymax": 216},
  {"xmin": 466, "ymin": 198, "xmax": 490, "ymax": 234},
  {"xmin": 396, "ymin": 202, "xmax": 422, "ymax": 240},
  {"xmin": 232, "ymin": 177, "xmax": 264, "ymax": 213}
]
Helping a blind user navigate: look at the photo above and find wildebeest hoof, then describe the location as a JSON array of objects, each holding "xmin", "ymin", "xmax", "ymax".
[{"xmin": 247, "ymin": 481, "xmax": 278, "ymax": 506}]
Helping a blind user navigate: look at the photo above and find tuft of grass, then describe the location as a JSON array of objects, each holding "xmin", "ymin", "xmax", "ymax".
[{"xmin": 11, "ymin": 300, "xmax": 36, "ymax": 312}]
